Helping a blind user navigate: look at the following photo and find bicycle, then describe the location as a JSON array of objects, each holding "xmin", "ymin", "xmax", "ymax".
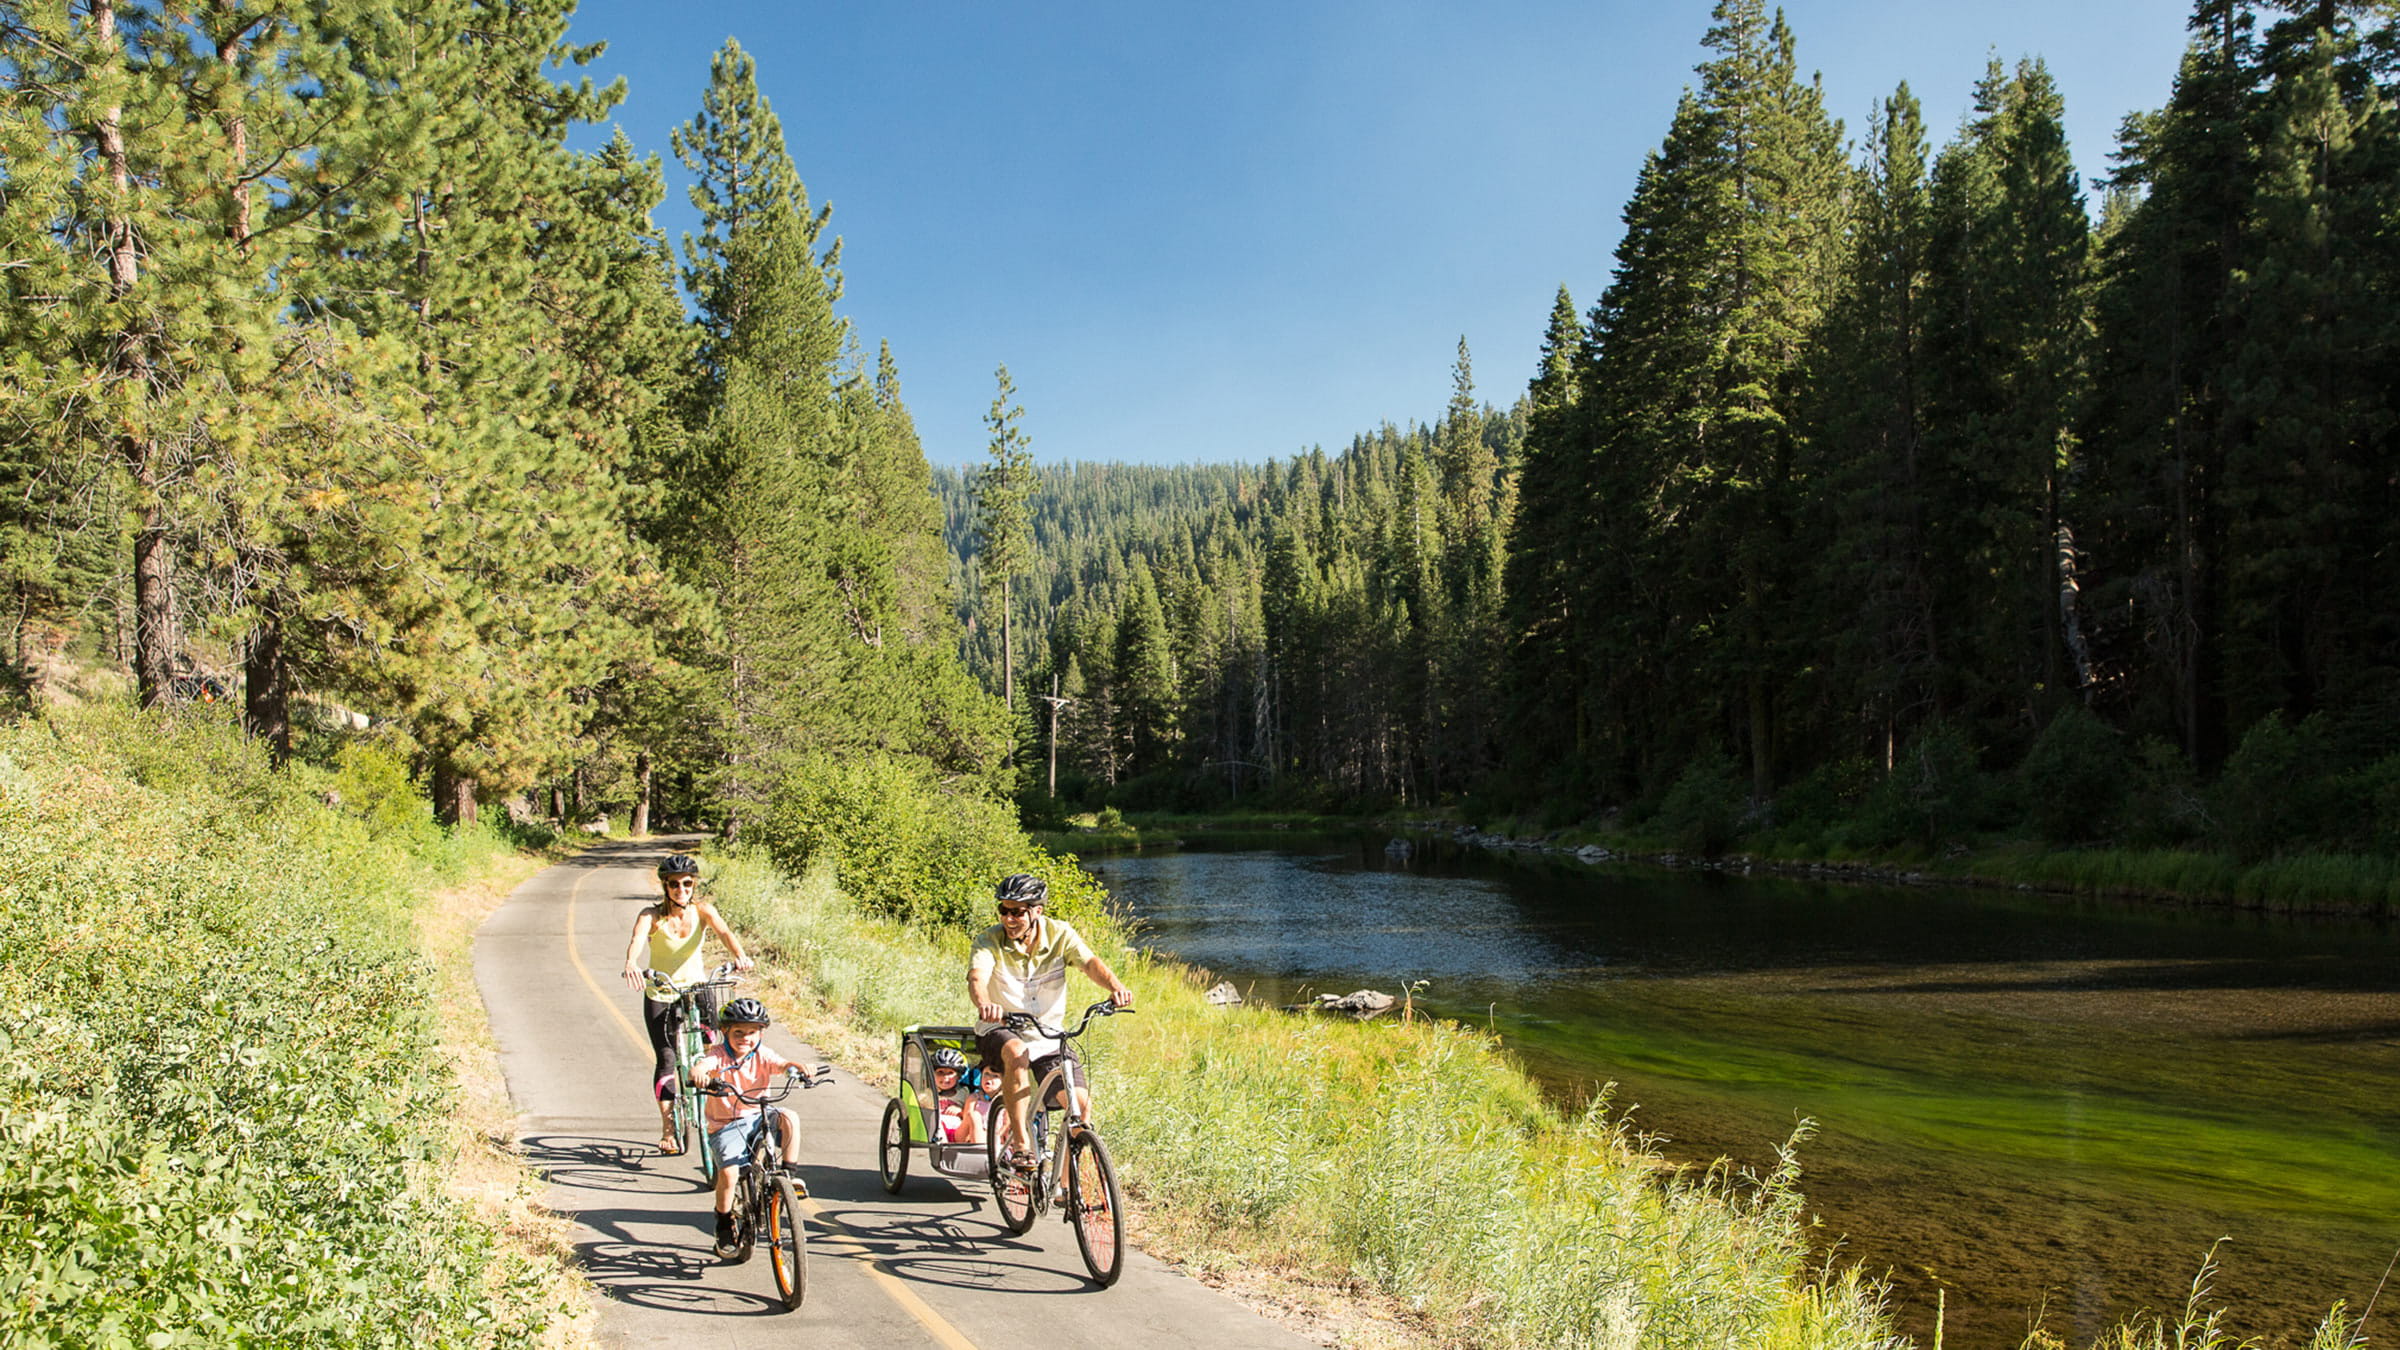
[
  {"xmin": 642, "ymin": 961, "xmax": 743, "ymax": 1184},
  {"xmin": 985, "ymin": 998, "xmax": 1134, "ymax": 1286},
  {"xmin": 705, "ymin": 1063, "xmax": 834, "ymax": 1310}
]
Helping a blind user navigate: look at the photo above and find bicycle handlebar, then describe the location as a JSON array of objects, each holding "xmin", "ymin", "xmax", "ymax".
[
  {"xmin": 703, "ymin": 1063, "xmax": 836, "ymax": 1105},
  {"xmin": 641, "ymin": 961, "xmax": 743, "ymax": 999},
  {"xmin": 1001, "ymin": 998, "xmax": 1135, "ymax": 1043}
]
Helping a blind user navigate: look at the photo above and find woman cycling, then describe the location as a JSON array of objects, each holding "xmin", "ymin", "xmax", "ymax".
[{"xmin": 620, "ymin": 852, "xmax": 754, "ymax": 1155}]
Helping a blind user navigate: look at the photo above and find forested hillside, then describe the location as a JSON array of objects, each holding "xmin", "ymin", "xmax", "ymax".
[
  {"xmin": 951, "ymin": 0, "xmax": 2400, "ymax": 869},
  {"xmin": 936, "ymin": 347, "xmax": 1524, "ymax": 809},
  {"xmin": 0, "ymin": 7, "xmax": 1002, "ymax": 832}
]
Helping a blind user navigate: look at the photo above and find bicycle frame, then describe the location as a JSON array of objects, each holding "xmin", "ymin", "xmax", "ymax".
[
  {"xmin": 987, "ymin": 998, "xmax": 1133, "ymax": 1284},
  {"xmin": 644, "ymin": 962, "xmax": 741, "ymax": 1181}
]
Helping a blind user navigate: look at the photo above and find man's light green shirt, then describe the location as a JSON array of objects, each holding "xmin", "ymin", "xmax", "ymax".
[{"xmin": 970, "ymin": 915, "xmax": 1096, "ymax": 1033}]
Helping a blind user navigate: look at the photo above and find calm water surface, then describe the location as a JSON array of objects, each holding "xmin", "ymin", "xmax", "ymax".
[{"xmin": 1084, "ymin": 839, "xmax": 2400, "ymax": 1350}]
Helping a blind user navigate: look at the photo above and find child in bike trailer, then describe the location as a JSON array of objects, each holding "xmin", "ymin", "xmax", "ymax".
[
  {"xmin": 929, "ymin": 1048, "xmax": 982, "ymax": 1145},
  {"xmin": 619, "ymin": 852, "xmax": 754, "ymax": 1156},
  {"xmin": 692, "ymin": 996, "xmax": 801, "ymax": 1257},
  {"xmin": 971, "ymin": 1064, "xmax": 1004, "ymax": 1140}
]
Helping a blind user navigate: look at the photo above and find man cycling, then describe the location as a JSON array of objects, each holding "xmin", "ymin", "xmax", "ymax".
[{"xmin": 967, "ymin": 873, "xmax": 1133, "ymax": 1170}]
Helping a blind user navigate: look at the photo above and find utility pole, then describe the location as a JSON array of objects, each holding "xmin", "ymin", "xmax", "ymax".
[{"xmin": 1038, "ymin": 673, "xmax": 1074, "ymax": 798}]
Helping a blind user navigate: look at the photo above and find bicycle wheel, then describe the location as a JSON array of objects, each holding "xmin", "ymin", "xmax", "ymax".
[
  {"xmin": 877, "ymin": 1098, "xmax": 911, "ymax": 1194},
  {"xmin": 685, "ymin": 1086, "xmax": 716, "ymax": 1186},
  {"xmin": 678, "ymin": 1011, "xmax": 717, "ymax": 1186},
  {"xmin": 665, "ymin": 1089, "xmax": 693, "ymax": 1160},
  {"xmin": 1067, "ymin": 1130, "xmax": 1126, "ymax": 1286},
  {"xmin": 987, "ymin": 1094, "xmax": 1036, "ymax": 1234},
  {"xmin": 732, "ymin": 1169, "xmax": 758, "ymax": 1262},
  {"xmin": 766, "ymin": 1175, "xmax": 807, "ymax": 1310}
]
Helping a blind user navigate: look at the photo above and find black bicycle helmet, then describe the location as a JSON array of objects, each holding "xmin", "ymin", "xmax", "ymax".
[
  {"xmin": 717, "ymin": 997, "xmax": 771, "ymax": 1028},
  {"xmin": 930, "ymin": 1047, "xmax": 968, "ymax": 1073},
  {"xmin": 995, "ymin": 872, "xmax": 1047, "ymax": 906},
  {"xmin": 657, "ymin": 853, "xmax": 701, "ymax": 879}
]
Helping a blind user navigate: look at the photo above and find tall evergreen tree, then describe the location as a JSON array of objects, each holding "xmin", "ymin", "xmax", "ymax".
[{"xmin": 974, "ymin": 365, "xmax": 1036, "ymax": 717}]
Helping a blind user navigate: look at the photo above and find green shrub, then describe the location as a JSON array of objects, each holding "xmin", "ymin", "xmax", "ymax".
[
  {"xmin": 2211, "ymin": 713, "xmax": 2330, "ymax": 862},
  {"xmin": 2019, "ymin": 704, "xmax": 2130, "ymax": 844},
  {"xmin": 753, "ymin": 753, "xmax": 1104, "ymax": 929},
  {"xmin": 1857, "ymin": 719, "xmax": 1987, "ymax": 849},
  {"xmin": 0, "ymin": 706, "xmax": 563, "ymax": 1347},
  {"xmin": 1656, "ymin": 748, "xmax": 1745, "ymax": 856},
  {"xmin": 334, "ymin": 735, "xmax": 445, "ymax": 850},
  {"xmin": 2123, "ymin": 736, "xmax": 2212, "ymax": 847}
]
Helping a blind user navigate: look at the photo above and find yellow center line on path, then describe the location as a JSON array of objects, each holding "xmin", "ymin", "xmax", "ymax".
[{"xmin": 561, "ymin": 854, "xmax": 979, "ymax": 1350}]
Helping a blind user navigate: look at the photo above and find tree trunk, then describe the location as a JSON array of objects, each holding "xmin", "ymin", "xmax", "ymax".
[
  {"xmin": 243, "ymin": 615, "xmax": 291, "ymax": 766},
  {"xmin": 1000, "ymin": 574, "xmax": 1016, "ymax": 716},
  {"xmin": 632, "ymin": 752, "xmax": 652, "ymax": 836},
  {"xmin": 434, "ymin": 766, "xmax": 478, "ymax": 826},
  {"xmin": 93, "ymin": 0, "xmax": 175, "ymax": 708}
]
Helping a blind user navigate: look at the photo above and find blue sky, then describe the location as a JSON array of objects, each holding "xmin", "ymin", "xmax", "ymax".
[{"xmin": 560, "ymin": 0, "xmax": 2197, "ymax": 470}]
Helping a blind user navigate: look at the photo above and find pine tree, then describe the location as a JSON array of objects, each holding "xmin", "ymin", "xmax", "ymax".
[
  {"xmin": 1498, "ymin": 287, "xmax": 1591, "ymax": 786},
  {"xmin": 974, "ymin": 365, "xmax": 1037, "ymax": 717},
  {"xmin": 1556, "ymin": 0, "xmax": 1850, "ymax": 799},
  {"xmin": 673, "ymin": 37, "xmax": 829, "ymax": 365},
  {"xmin": 1801, "ymin": 83, "xmax": 1937, "ymax": 766}
]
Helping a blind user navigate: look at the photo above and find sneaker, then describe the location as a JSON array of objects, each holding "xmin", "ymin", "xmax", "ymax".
[{"xmin": 713, "ymin": 1212, "xmax": 739, "ymax": 1257}]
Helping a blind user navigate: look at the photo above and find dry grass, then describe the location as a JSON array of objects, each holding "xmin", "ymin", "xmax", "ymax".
[{"xmin": 416, "ymin": 851, "xmax": 602, "ymax": 1350}]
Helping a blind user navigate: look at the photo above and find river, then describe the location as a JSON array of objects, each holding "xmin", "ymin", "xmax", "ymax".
[{"xmin": 1081, "ymin": 837, "xmax": 2400, "ymax": 1350}]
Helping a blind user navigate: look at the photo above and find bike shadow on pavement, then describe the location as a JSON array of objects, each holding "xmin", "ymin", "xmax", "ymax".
[
  {"xmin": 809, "ymin": 1199, "xmax": 1104, "ymax": 1297},
  {"xmin": 801, "ymin": 1160, "xmax": 1116, "ymax": 1299},
  {"xmin": 571, "ymin": 1229, "xmax": 794, "ymax": 1318},
  {"xmin": 519, "ymin": 1133, "xmax": 713, "ymax": 1199}
]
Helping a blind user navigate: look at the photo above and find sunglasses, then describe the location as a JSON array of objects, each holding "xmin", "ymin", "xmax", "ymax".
[
  {"xmin": 997, "ymin": 904, "xmax": 1040, "ymax": 918},
  {"xmin": 666, "ymin": 877, "xmax": 698, "ymax": 889}
]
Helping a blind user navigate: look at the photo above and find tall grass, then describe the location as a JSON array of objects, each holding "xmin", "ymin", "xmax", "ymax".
[
  {"xmin": 0, "ymin": 705, "xmax": 577, "ymax": 1347},
  {"xmin": 1935, "ymin": 845, "xmax": 2399, "ymax": 916},
  {"xmin": 710, "ymin": 848, "xmax": 1909, "ymax": 1349}
]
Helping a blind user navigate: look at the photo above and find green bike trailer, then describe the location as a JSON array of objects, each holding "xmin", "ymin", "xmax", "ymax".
[{"xmin": 875, "ymin": 1024, "xmax": 991, "ymax": 1192}]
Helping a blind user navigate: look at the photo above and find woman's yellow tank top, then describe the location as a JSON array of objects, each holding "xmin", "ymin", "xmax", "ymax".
[{"xmin": 646, "ymin": 908, "xmax": 705, "ymax": 1002}]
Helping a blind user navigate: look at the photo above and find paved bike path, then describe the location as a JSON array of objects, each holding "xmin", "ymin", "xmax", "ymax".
[{"xmin": 474, "ymin": 839, "xmax": 1321, "ymax": 1350}]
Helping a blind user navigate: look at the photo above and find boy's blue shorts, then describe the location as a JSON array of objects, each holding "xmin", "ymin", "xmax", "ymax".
[{"xmin": 710, "ymin": 1109, "xmax": 783, "ymax": 1167}]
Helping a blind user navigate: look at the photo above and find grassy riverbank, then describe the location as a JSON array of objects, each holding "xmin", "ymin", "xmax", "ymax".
[
  {"xmin": 711, "ymin": 847, "xmax": 1903, "ymax": 1349},
  {"xmin": 0, "ymin": 706, "xmax": 588, "ymax": 1347},
  {"xmin": 1075, "ymin": 803, "xmax": 2400, "ymax": 919}
]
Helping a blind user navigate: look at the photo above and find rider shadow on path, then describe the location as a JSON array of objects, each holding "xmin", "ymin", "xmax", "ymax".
[
  {"xmin": 521, "ymin": 1133, "xmax": 710, "ymax": 1199},
  {"xmin": 573, "ymin": 1234, "xmax": 792, "ymax": 1318}
]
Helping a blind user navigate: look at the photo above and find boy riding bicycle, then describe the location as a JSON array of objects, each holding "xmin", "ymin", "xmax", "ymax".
[
  {"xmin": 693, "ymin": 997, "xmax": 801, "ymax": 1256},
  {"xmin": 967, "ymin": 873, "xmax": 1133, "ymax": 1170}
]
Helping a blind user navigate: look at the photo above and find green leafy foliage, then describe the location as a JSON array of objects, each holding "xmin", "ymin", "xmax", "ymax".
[
  {"xmin": 1656, "ymin": 748, "xmax": 1746, "ymax": 857},
  {"xmin": 0, "ymin": 708, "xmax": 561, "ymax": 1347},
  {"xmin": 1857, "ymin": 720, "xmax": 1988, "ymax": 850},
  {"xmin": 2210, "ymin": 713, "xmax": 2330, "ymax": 862},
  {"xmin": 2019, "ymin": 705, "xmax": 2131, "ymax": 844},
  {"xmin": 749, "ymin": 754, "xmax": 1100, "ymax": 930}
]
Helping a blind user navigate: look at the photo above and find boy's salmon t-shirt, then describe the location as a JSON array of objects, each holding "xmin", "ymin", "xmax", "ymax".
[{"xmin": 695, "ymin": 1044, "xmax": 796, "ymax": 1128}]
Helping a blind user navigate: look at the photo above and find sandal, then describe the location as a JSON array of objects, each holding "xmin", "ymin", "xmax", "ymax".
[{"xmin": 658, "ymin": 1137, "xmax": 685, "ymax": 1157}]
